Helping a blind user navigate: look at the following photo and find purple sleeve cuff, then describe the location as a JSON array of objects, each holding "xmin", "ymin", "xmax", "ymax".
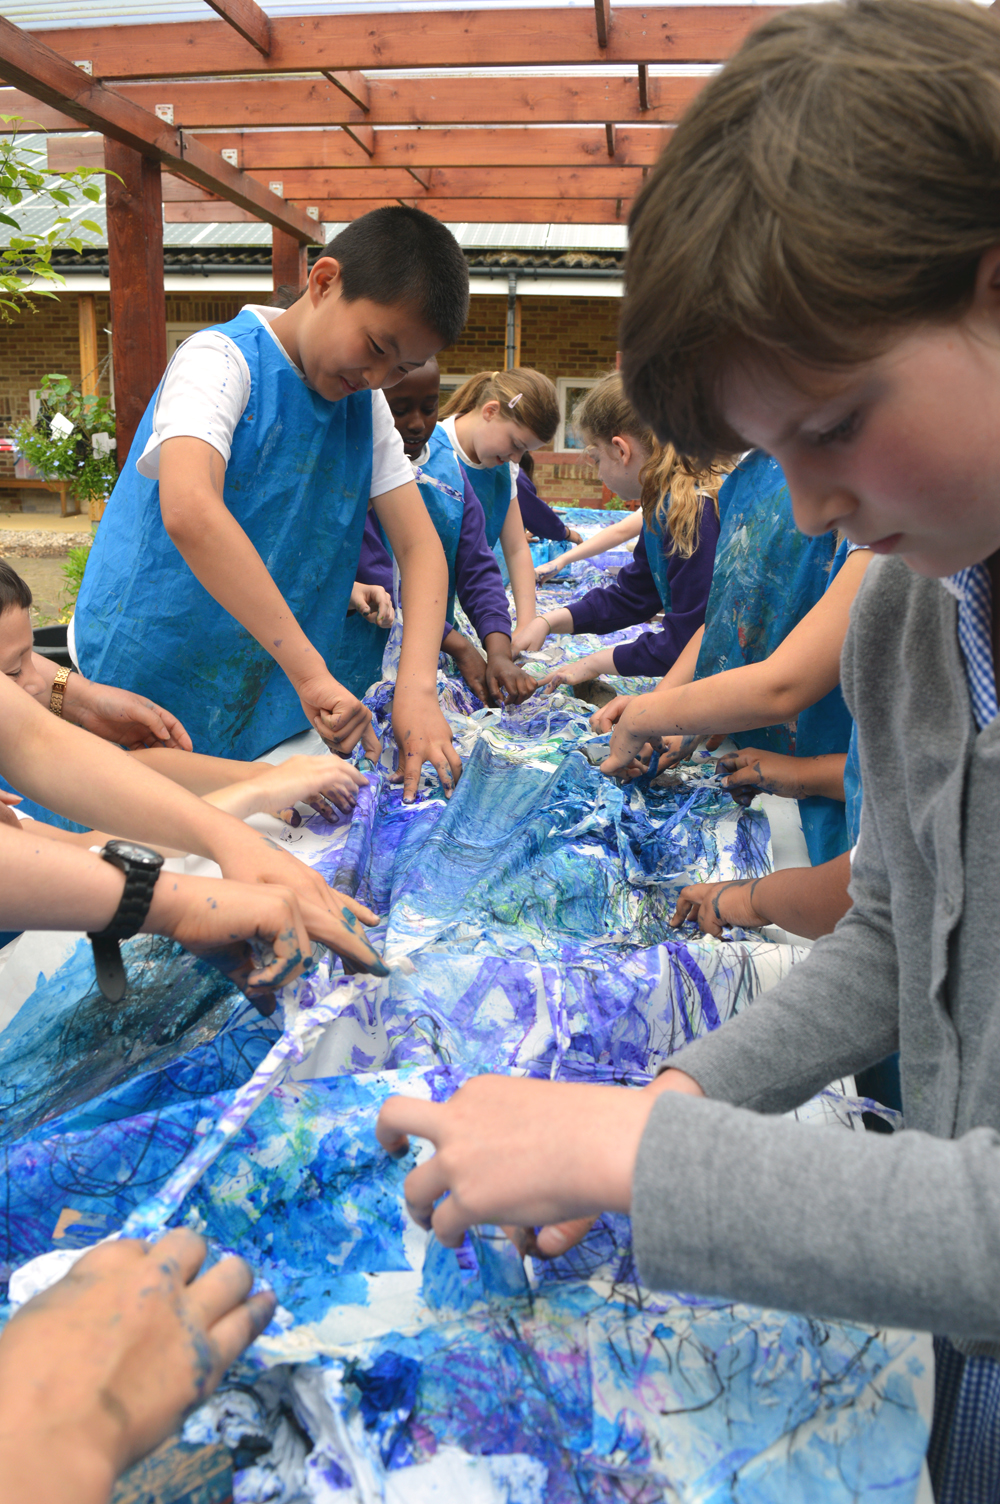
[{"xmin": 355, "ymin": 511, "xmax": 394, "ymax": 593}]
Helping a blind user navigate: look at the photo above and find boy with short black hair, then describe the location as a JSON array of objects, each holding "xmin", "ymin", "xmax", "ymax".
[{"xmin": 74, "ymin": 207, "xmax": 469, "ymax": 800}]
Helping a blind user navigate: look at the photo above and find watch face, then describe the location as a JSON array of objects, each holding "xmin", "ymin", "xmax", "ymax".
[{"xmin": 104, "ymin": 840, "xmax": 164, "ymax": 870}]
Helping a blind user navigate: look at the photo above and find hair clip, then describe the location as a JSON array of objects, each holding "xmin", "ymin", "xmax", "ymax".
[{"xmin": 508, "ymin": 392, "xmax": 524, "ymax": 409}]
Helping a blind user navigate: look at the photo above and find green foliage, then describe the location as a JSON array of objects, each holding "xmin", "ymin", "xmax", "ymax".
[
  {"xmin": 10, "ymin": 373, "xmax": 117, "ymax": 500},
  {"xmin": 58, "ymin": 542, "xmax": 92, "ymax": 623},
  {"xmin": 0, "ymin": 117, "xmax": 108, "ymax": 320}
]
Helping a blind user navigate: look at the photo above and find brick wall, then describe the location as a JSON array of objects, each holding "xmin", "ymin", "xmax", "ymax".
[{"xmin": 1, "ymin": 288, "xmax": 619, "ymax": 505}]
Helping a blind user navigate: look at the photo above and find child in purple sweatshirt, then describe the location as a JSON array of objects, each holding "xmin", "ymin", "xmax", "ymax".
[
  {"xmin": 347, "ymin": 360, "xmax": 537, "ymax": 708},
  {"xmin": 516, "ymin": 373, "xmax": 727, "ymax": 690}
]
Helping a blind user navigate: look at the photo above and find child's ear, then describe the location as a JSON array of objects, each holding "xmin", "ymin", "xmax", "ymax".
[
  {"xmin": 611, "ymin": 434, "xmax": 632, "ymax": 466},
  {"xmin": 309, "ymin": 257, "xmax": 343, "ymax": 302},
  {"xmin": 481, "ymin": 400, "xmax": 501, "ymax": 422}
]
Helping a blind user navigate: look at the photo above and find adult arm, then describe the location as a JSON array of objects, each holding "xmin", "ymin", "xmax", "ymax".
[
  {"xmin": 158, "ymin": 436, "xmax": 377, "ymax": 759},
  {"xmin": 0, "ymin": 675, "xmax": 384, "ymax": 971},
  {"xmin": 31, "ymin": 656, "xmax": 193, "ymax": 752},
  {"xmin": 372, "ymin": 479, "xmax": 462, "ymax": 799},
  {"xmin": 602, "ymin": 549, "xmax": 872, "ymax": 775}
]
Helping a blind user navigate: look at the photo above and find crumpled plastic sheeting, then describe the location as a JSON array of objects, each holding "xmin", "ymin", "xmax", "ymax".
[{"xmin": 0, "ymin": 624, "xmax": 931, "ymax": 1501}]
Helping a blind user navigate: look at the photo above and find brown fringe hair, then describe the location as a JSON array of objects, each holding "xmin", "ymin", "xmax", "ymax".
[
  {"xmin": 439, "ymin": 368, "xmax": 559, "ymax": 445},
  {"xmin": 621, "ymin": 0, "xmax": 1000, "ymax": 460},
  {"xmin": 574, "ymin": 373, "xmax": 729, "ymax": 558}
]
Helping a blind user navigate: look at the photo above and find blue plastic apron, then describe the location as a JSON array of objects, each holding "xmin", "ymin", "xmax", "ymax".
[
  {"xmin": 844, "ymin": 722, "xmax": 862, "ymax": 847},
  {"xmin": 643, "ymin": 508, "xmax": 674, "ymax": 613},
  {"xmin": 453, "ymin": 453, "xmax": 512, "ymax": 550},
  {"xmin": 794, "ymin": 539, "xmax": 858, "ymax": 864},
  {"xmin": 73, "ymin": 310, "xmax": 374, "ymax": 760}
]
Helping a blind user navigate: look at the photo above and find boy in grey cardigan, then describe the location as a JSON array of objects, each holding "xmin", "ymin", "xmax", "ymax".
[{"xmin": 376, "ymin": 0, "xmax": 1000, "ymax": 1490}]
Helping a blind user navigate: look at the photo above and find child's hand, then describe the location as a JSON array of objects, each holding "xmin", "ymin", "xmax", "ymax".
[
  {"xmin": 63, "ymin": 677, "xmax": 194, "ymax": 752},
  {"xmin": 376, "ymin": 1071, "xmax": 703, "ymax": 1248},
  {"xmin": 511, "ymin": 616, "xmax": 550, "ymax": 657},
  {"xmin": 671, "ymin": 878, "xmax": 767, "ymax": 937},
  {"xmin": 486, "ymin": 651, "xmax": 538, "ymax": 707},
  {"xmin": 297, "ymin": 671, "xmax": 381, "ymax": 761},
  {"xmin": 390, "ymin": 687, "xmax": 463, "ymax": 802},
  {"xmin": 209, "ymin": 753, "xmax": 368, "ymax": 824},
  {"xmin": 566, "ymin": 528, "xmax": 583, "ymax": 544},
  {"xmin": 349, "ymin": 581, "xmax": 395, "ymax": 629},
  {"xmin": 446, "ymin": 632, "xmax": 490, "ymax": 705},
  {"xmin": 0, "ymin": 1230, "xmax": 275, "ymax": 1504},
  {"xmin": 534, "ymin": 557, "xmax": 565, "ymax": 583},
  {"xmin": 589, "ymin": 694, "xmax": 633, "ymax": 735},
  {"xmin": 600, "ymin": 694, "xmax": 664, "ymax": 778},
  {"xmin": 716, "ymin": 747, "xmax": 806, "ymax": 804},
  {"xmin": 538, "ymin": 653, "xmax": 603, "ymax": 694}
]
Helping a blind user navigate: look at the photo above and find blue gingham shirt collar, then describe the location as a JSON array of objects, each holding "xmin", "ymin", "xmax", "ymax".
[{"xmin": 941, "ymin": 565, "xmax": 1000, "ymax": 732}]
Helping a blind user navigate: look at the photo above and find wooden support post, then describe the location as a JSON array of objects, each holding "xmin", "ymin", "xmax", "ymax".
[
  {"xmin": 638, "ymin": 63, "xmax": 650, "ymax": 111},
  {"xmin": 78, "ymin": 291, "xmax": 99, "ymax": 398},
  {"xmin": 272, "ymin": 226, "xmax": 308, "ymax": 295},
  {"xmin": 513, "ymin": 296, "xmax": 522, "ymax": 369},
  {"xmin": 104, "ymin": 137, "xmax": 166, "ymax": 468},
  {"xmin": 605, "ymin": 122, "xmax": 616, "ymax": 157},
  {"xmin": 594, "ymin": 0, "xmax": 611, "ymax": 47}
]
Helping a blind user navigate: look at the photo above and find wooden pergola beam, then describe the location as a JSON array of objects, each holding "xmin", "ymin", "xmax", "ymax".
[
  {"xmin": 31, "ymin": 8, "xmax": 780, "ymax": 77},
  {"xmin": 166, "ymin": 197, "xmax": 635, "ymax": 225},
  {"xmin": 49, "ymin": 126, "xmax": 671, "ymax": 178},
  {"xmin": 0, "ymin": 18, "xmax": 317, "ymax": 242},
  {"xmin": 203, "ymin": 0, "xmax": 271, "ymax": 57},
  {"xmin": 319, "ymin": 70, "xmax": 370, "ymax": 113},
  {"xmin": 2, "ymin": 74, "xmax": 700, "ymax": 129},
  {"xmin": 165, "ymin": 164, "xmax": 646, "ymax": 200}
]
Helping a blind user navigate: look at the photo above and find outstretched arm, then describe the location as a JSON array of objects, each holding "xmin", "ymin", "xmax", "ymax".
[
  {"xmin": 535, "ymin": 511, "xmax": 643, "ymax": 579},
  {"xmin": 500, "ymin": 496, "xmax": 539, "ymax": 644}
]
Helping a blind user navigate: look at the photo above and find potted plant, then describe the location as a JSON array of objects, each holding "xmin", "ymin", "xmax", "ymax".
[{"xmin": 10, "ymin": 374, "xmax": 117, "ymax": 522}]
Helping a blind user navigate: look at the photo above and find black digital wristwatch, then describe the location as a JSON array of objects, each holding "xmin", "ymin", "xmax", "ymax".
[{"xmin": 87, "ymin": 840, "xmax": 165, "ymax": 1002}]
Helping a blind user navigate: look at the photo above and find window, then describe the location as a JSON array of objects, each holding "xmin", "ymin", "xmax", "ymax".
[
  {"xmin": 555, "ymin": 377, "xmax": 601, "ymax": 451},
  {"xmin": 166, "ymin": 322, "xmax": 212, "ymax": 357}
]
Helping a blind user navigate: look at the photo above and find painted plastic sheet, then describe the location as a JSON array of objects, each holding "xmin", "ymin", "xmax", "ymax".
[{"xmin": 0, "ymin": 523, "xmax": 931, "ymax": 1501}]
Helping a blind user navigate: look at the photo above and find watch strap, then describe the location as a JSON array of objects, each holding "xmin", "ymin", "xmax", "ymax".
[
  {"xmin": 49, "ymin": 664, "xmax": 73, "ymax": 717},
  {"xmin": 90, "ymin": 934, "xmax": 127, "ymax": 1004}
]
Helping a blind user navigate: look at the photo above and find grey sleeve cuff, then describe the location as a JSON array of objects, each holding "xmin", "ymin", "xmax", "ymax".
[{"xmin": 632, "ymin": 1089, "xmax": 1000, "ymax": 1342}]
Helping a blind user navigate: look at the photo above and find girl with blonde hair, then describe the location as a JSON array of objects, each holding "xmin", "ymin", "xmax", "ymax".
[
  {"xmin": 439, "ymin": 368, "xmax": 559, "ymax": 649},
  {"xmin": 520, "ymin": 371, "xmax": 727, "ymax": 690}
]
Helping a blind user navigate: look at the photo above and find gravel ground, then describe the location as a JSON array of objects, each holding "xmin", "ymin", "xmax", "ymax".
[{"xmin": 0, "ymin": 529, "xmax": 91, "ymax": 558}]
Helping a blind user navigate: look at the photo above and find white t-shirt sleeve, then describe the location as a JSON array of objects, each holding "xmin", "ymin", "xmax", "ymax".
[
  {"xmin": 509, "ymin": 462, "xmax": 518, "ymax": 504},
  {"xmin": 370, "ymin": 391, "xmax": 415, "ymax": 498},
  {"xmin": 135, "ymin": 332, "xmax": 252, "ymax": 479}
]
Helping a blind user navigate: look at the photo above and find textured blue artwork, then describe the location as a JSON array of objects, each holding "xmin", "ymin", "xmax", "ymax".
[{"xmin": 0, "ymin": 511, "xmax": 931, "ymax": 1502}]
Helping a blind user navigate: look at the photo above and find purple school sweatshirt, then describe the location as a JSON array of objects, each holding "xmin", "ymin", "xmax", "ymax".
[
  {"xmin": 355, "ymin": 478, "xmax": 512, "ymax": 645},
  {"xmin": 517, "ymin": 468, "xmax": 569, "ymax": 542},
  {"xmin": 567, "ymin": 502, "xmax": 721, "ymax": 677}
]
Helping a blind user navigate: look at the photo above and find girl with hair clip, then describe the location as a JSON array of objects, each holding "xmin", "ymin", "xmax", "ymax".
[
  {"xmin": 438, "ymin": 368, "xmax": 559, "ymax": 651},
  {"xmin": 517, "ymin": 372, "xmax": 726, "ymax": 690}
]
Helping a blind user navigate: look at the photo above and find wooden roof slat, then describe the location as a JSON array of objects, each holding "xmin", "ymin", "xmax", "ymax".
[
  {"xmin": 203, "ymin": 0, "xmax": 271, "ymax": 57},
  {"xmin": 162, "ymin": 164, "xmax": 645, "ymax": 200},
  {"xmin": 165, "ymin": 196, "xmax": 633, "ymax": 225},
  {"xmin": 1, "ymin": 73, "xmax": 703, "ymax": 129},
  {"xmin": 29, "ymin": 8, "xmax": 778, "ymax": 78},
  {"xmin": 48, "ymin": 125, "xmax": 670, "ymax": 173},
  {"xmin": 320, "ymin": 70, "xmax": 370, "ymax": 113},
  {"xmin": 0, "ymin": 16, "xmax": 317, "ymax": 241}
]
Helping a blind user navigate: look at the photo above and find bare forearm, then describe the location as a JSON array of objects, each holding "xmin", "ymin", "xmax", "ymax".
[
  {"xmin": 131, "ymin": 747, "xmax": 262, "ymax": 795},
  {"xmin": 0, "ymin": 825, "xmax": 126, "ymax": 930},
  {"xmin": 507, "ymin": 545, "xmax": 537, "ymax": 632},
  {"xmin": 658, "ymin": 624, "xmax": 703, "ymax": 689},
  {"xmin": 790, "ymin": 754, "xmax": 847, "ymax": 800},
  {"xmin": 395, "ymin": 539, "xmax": 449, "ymax": 695},
  {"xmin": 751, "ymin": 854, "xmax": 852, "ymax": 940},
  {"xmin": 540, "ymin": 607, "xmax": 575, "ymax": 634},
  {"xmin": 637, "ymin": 659, "xmax": 830, "ymax": 739}
]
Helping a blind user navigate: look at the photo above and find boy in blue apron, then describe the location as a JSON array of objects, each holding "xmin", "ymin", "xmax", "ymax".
[
  {"xmin": 342, "ymin": 360, "xmax": 537, "ymax": 708},
  {"xmin": 73, "ymin": 208, "xmax": 469, "ymax": 801}
]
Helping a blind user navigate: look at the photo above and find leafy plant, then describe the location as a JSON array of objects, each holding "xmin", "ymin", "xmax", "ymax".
[
  {"xmin": 0, "ymin": 117, "xmax": 107, "ymax": 320},
  {"xmin": 58, "ymin": 542, "xmax": 92, "ymax": 623},
  {"xmin": 10, "ymin": 373, "xmax": 117, "ymax": 500}
]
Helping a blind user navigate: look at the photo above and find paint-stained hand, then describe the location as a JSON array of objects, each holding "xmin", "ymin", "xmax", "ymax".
[
  {"xmin": 671, "ymin": 878, "xmax": 767, "ymax": 937},
  {"xmin": 444, "ymin": 631, "xmax": 490, "ymax": 705},
  {"xmin": 62, "ymin": 676, "xmax": 194, "ymax": 752},
  {"xmin": 588, "ymin": 694, "xmax": 633, "ymax": 735},
  {"xmin": 145, "ymin": 869, "xmax": 385, "ymax": 1002},
  {"xmin": 210, "ymin": 753, "xmax": 368, "ymax": 824},
  {"xmin": 715, "ymin": 747, "xmax": 806, "ymax": 805},
  {"xmin": 485, "ymin": 649, "xmax": 538, "ymax": 707},
  {"xmin": 296, "ymin": 670, "xmax": 381, "ymax": 763},
  {"xmin": 390, "ymin": 688, "xmax": 463, "ymax": 802},
  {"xmin": 502, "ymin": 1216, "xmax": 599, "ymax": 1260},
  {"xmin": 534, "ymin": 556, "xmax": 567, "ymax": 583},
  {"xmin": 0, "ymin": 1230, "xmax": 275, "ymax": 1504},
  {"xmin": 349, "ymin": 580, "xmax": 395, "ymax": 630},
  {"xmin": 537, "ymin": 653, "xmax": 603, "ymax": 694}
]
